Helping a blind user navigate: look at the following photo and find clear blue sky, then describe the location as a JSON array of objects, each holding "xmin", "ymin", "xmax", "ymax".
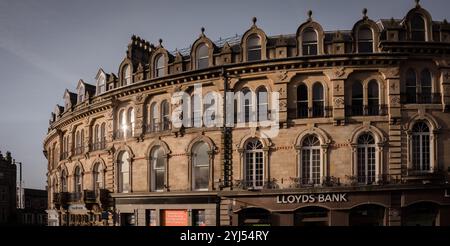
[{"xmin": 0, "ymin": 0, "xmax": 449, "ymax": 189}]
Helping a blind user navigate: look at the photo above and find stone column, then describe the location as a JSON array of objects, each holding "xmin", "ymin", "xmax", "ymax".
[
  {"xmin": 324, "ymin": 67, "xmax": 351, "ymax": 125},
  {"xmin": 267, "ymin": 71, "xmax": 295, "ymax": 128},
  {"xmin": 133, "ymin": 93, "xmax": 146, "ymax": 138},
  {"xmin": 381, "ymin": 68, "xmax": 402, "ymax": 177}
]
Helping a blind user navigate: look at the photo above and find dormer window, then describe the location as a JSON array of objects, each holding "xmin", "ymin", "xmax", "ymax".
[
  {"xmin": 196, "ymin": 43, "xmax": 209, "ymax": 69},
  {"xmin": 411, "ymin": 14, "xmax": 426, "ymax": 41},
  {"xmin": 97, "ymin": 74, "xmax": 106, "ymax": 95},
  {"xmin": 247, "ymin": 34, "xmax": 262, "ymax": 61},
  {"xmin": 155, "ymin": 55, "xmax": 165, "ymax": 78},
  {"xmin": 357, "ymin": 27, "xmax": 373, "ymax": 53},
  {"xmin": 123, "ymin": 64, "xmax": 132, "ymax": 85},
  {"xmin": 302, "ymin": 28, "xmax": 318, "ymax": 56}
]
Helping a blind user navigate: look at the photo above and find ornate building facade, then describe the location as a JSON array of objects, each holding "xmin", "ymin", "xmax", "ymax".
[{"xmin": 44, "ymin": 1, "xmax": 450, "ymax": 226}]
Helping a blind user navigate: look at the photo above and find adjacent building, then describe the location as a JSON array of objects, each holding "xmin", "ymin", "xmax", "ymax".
[
  {"xmin": 44, "ymin": 1, "xmax": 450, "ymax": 226},
  {"xmin": 0, "ymin": 151, "xmax": 17, "ymax": 224},
  {"xmin": 17, "ymin": 189, "xmax": 47, "ymax": 225}
]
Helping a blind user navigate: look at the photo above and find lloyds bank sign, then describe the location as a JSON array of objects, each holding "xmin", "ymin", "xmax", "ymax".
[{"xmin": 276, "ymin": 193, "xmax": 348, "ymax": 204}]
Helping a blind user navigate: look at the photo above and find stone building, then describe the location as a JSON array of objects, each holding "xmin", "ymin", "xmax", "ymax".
[
  {"xmin": 17, "ymin": 189, "xmax": 48, "ymax": 225},
  {"xmin": 44, "ymin": 1, "xmax": 450, "ymax": 226},
  {"xmin": 0, "ymin": 151, "xmax": 17, "ymax": 224}
]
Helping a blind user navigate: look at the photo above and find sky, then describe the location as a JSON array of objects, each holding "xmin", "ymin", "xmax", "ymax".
[{"xmin": 1, "ymin": 0, "xmax": 449, "ymax": 189}]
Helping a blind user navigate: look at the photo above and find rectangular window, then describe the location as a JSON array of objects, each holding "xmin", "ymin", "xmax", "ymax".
[{"xmin": 160, "ymin": 210, "xmax": 188, "ymax": 226}]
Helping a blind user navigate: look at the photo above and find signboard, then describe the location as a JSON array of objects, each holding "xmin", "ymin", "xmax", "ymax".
[
  {"xmin": 161, "ymin": 210, "xmax": 188, "ymax": 226},
  {"xmin": 276, "ymin": 193, "xmax": 348, "ymax": 204},
  {"xmin": 68, "ymin": 204, "xmax": 87, "ymax": 212}
]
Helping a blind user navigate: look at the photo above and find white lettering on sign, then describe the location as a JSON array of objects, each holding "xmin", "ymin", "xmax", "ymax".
[{"xmin": 276, "ymin": 193, "xmax": 347, "ymax": 204}]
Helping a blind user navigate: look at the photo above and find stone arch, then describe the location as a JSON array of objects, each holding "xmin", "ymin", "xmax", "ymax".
[
  {"xmin": 352, "ymin": 15, "xmax": 381, "ymax": 53},
  {"xmin": 150, "ymin": 46, "xmax": 171, "ymax": 78},
  {"xmin": 185, "ymin": 135, "xmax": 216, "ymax": 155},
  {"xmin": 90, "ymin": 157, "xmax": 107, "ymax": 172},
  {"xmin": 405, "ymin": 112, "xmax": 441, "ymax": 132},
  {"xmin": 118, "ymin": 58, "xmax": 133, "ymax": 86},
  {"xmin": 349, "ymin": 124, "xmax": 387, "ymax": 145},
  {"xmin": 296, "ymin": 18, "xmax": 325, "ymax": 56},
  {"xmin": 241, "ymin": 20, "xmax": 268, "ymax": 61},
  {"xmin": 113, "ymin": 144, "xmax": 135, "ymax": 163},
  {"xmin": 190, "ymin": 30, "xmax": 216, "ymax": 70},
  {"xmin": 404, "ymin": 4, "xmax": 433, "ymax": 41},
  {"xmin": 146, "ymin": 139, "xmax": 172, "ymax": 159},
  {"xmin": 294, "ymin": 127, "xmax": 331, "ymax": 147}
]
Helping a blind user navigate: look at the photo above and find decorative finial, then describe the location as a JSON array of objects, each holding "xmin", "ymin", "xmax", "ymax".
[
  {"xmin": 362, "ymin": 8, "xmax": 368, "ymax": 18},
  {"xmin": 158, "ymin": 38, "xmax": 163, "ymax": 46},
  {"xmin": 252, "ymin": 16, "xmax": 257, "ymax": 26},
  {"xmin": 415, "ymin": 0, "xmax": 420, "ymax": 7},
  {"xmin": 201, "ymin": 27, "xmax": 205, "ymax": 35},
  {"xmin": 307, "ymin": 10, "xmax": 313, "ymax": 20}
]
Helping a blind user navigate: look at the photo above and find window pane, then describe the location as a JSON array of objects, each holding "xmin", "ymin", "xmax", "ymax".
[
  {"xmin": 196, "ymin": 44, "xmax": 209, "ymax": 69},
  {"xmin": 194, "ymin": 166, "xmax": 209, "ymax": 190},
  {"xmin": 155, "ymin": 170, "xmax": 165, "ymax": 191}
]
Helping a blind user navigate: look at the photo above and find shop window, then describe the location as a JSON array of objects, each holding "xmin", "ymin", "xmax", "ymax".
[
  {"xmin": 349, "ymin": 204, "xmax": 385, "ymax": 226},
  {"xmin": 238, "ymin": 208, "xmax": 271, "ymax": 226},
  {"xmin": 294, "ymin": 206, "xmax": 329, "ymax": 226}
]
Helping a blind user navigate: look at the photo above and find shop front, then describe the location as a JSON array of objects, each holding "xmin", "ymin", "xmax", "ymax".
[
  {"xmin": 113, "ymin": 193, "xmax": 219, "ymax": 226},
  {"xmin": 220, "ymin": 185, "xmax": 450, "ymax": 226}
]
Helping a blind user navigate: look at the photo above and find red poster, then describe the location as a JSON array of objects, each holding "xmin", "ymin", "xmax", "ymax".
[{"xmin": 161, "ymin": 210, "xmax": 188, "ymax": 226}]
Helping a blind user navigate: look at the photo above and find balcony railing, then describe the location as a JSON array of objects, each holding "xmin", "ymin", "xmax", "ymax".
[
  {"xmin": 145, "ymin": 121, "xmax": 172, "ymax": 134},
  {"xmin": 345, "ymin": 174, "xmax": 403, "ymax": 186},
  {"xmin": 294, "ymin": 105, "xmax": 333, "ymax": 119},
  {"xmin": 69, "ymin": 192, "xmax": 82, "ymax": 203},
  {"xmin": 114, "ymin": 127, "xmax": 134, "ymax": 140},
  {"xmin": 74, "ymin": 146, "xmax": 84, "ymax": 155},
  {"xmin": 233, "ymin": 179, "xmax": 279, "ymax": 190},
  {"xmin": 402, "ymin": 93, "xmax": 441, "ymax": 104},
  {"xmin": 53, "ymin": 192, "xmax": 70, "ymax": 205},
  {"xmin": 288, "ymin": 176, "xmax": 341, "ymax": 188},
  {"xmin": 91, "ymin": 138, "xmax": 107, "ymax": 151},
  {"xmin": 346, "ymin": 104, "xmax": 387, "ymax": 117}
]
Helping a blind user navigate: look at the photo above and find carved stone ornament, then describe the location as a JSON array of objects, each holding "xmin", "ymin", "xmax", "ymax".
[
  {"xmin": 334, "ymin": 67, "xmax": 346, "ymax": 78},
  {"xmin": 277, "ymin": 87, "xmax": 286, "ymax": 98},
  {"xmin": 135, "ymin": 93, "xmax": 144, "ymax": 103},
  {"xmin": 382, "ymin": 67, "xmax": 400, "ymax": 79},
  {"xmin": 279, "ymin": 101, "xmax": 287, "ymax": 110},
  {"xmin": 333, "ymin": 97, "xmax": 345, "ymax": 108},
  {"xmin": 390, "ymin": 96, "xmax": 401, "ymax": 106},
  {"xmin": 278, "ymin": 70, "xmax": 289, "ymax": 81}
]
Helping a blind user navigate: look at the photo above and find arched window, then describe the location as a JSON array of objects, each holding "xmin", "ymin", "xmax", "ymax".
[
  {"xmin": 204, "ymin": 92, "xmax": 216, "ymax": 127},
  {"xmin": 351, "ymin": 81, "xmax": 364, "ymax": 116},
  {"xmin": 118, "ymin": 109, "xmax": 127, "ymax": 139},
  {"xmin": 127, "ymin": 108, "xmax": 135, "ymax": 137},
  {"xmin": 192, "ymin": 142, "xmax": 210, "ymax": 191},
  {"xmin": 161, "ymin": 100, "xmax": 170, "ymax": 130},
  {"xmin": 411, "ymin": 14, "xmax": 426, "ymax": 41},
  {"xmin": 100, "ymin": 123, "xmax": 106, "ymax": 149},
  {"xmin": 358, "ymin": 27, "xmax": 373, "ymax": 53},
  {"xmin": 93, "ymin": 163, "xmax": 104, "ymax": 191},
  {"xmin": 244, "ymin": 139, "xmax": 264, "ymax": 189},
  {"xmin": 74, "ymin": 166, "xmax": 82, "ymax": 193},
  {"xmin": 301, "ymin": 135, "xmax": 321, "ymax": 185},
  {"xmin": 411, "ymin": 122, "xmax": 430, "ymax": 172},
  {"xmin": 61, "ymin": 169, "xmax": 67, "ymax": 192},
  {"xmin": 155, "ymin": 54, "xmax": 165, "ymax": 78},
  {"xmin": 118, "ymin": 152, "xmax": 130, "ymax": 193},
  {"xmin": 367, "ymin": 80, "xmax": 379, "ymax": 115},
  {"xmin": 256, "ymin": 87, "xmax": 268, "ymax": 121},
  {"xmin": 75, "ymin": 130, "xmax": 83, "ymax": 155},
  {"xmin": 196, "ymin": 43, "xmax": 209, "ymax": 69},
  {"xmin": 149, "ymin": 102, "xmax": 158, "ymax": 132},
  {"xmin": 312, "ymin": 83, "xmax": 324, "ymax": 117},
  {"xmin": 420, "ymin": 69, "xmax": 432, "ymax": 103},
  {"xmin": 123, "ymin": 64, "xmax": 132, "ymax": 85},
  {"xmin": 242, "ymin": 88, "xmax": 253, "ymax": 123},
  {"xmin": 247, "ymin": 34, "xmax": 262, "ymax": 61},
  {"xmin": 357, "ymin": 133, "xmax": 376, "ymax": 184},
  {"xmin": 191, "ymin": 93, "xmax": 202, "ymax": 127},
  {"xmin": 302, "ymin": 28, "xmax": 318, "ymax": 56},
  {"xmin": 406, "ymin": 69, "xmax": 417, "ymax": 103},
  {"xmin": 150, "ymin": 146, "xmax": 165, "ymax": 192},
  {"xmin": 97, "ymin": 74, "xmax": 106, "ymax": 95},
  {"xmin": 297, "ymin": 84, "xmax": 308, "ymax": 118}
]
